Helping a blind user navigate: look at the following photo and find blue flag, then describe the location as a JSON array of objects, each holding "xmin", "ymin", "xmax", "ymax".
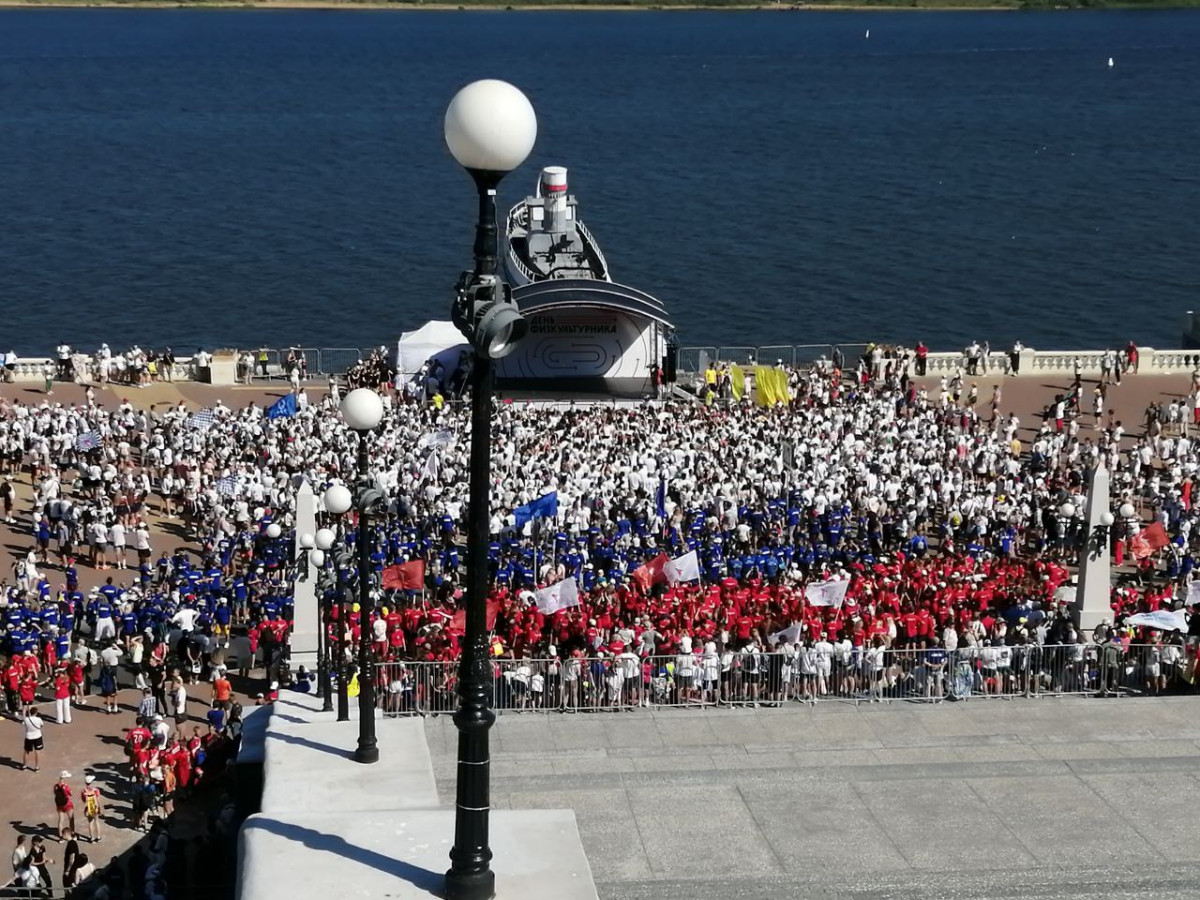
[
  {"xmin": 513, "ymin": 492, "xmax": 558, "ymax": 530},
  {"xmin": 266, "ymin": 393, "xmax": 298, "ymax": 420},
  {"xmin": 656, "ymin": 475, "xmax": 668, "ymax": 519}
]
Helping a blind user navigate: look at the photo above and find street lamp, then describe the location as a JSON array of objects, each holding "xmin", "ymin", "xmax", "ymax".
[
  {"xmin": 443, "ymin": 78, "xmax": 537, "ymax": 900},
  {"xmin": 320, "ymin": 491, "xmax": 353, "ymax": 721},
  {"xmin": 340, "ymin": 387, "xmax": 385, "ymax": 765},
  {"xmin": 313, "ymin": 528, "xmax": 335, "ymax": 712}
]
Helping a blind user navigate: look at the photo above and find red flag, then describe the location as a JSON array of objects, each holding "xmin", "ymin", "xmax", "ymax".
[
  {"xmin": 1130, "ymin": 521, "xmax": 1169, "ymax": 560},
  {"xmin": 632, "ymin": 553, "xmax": 669, "ymax": 592},
  {"xmin": 449, "ymin": 598, "xmax": 500, "ymax": 634},
  {"xmin": 382, "ymin": 560, "xmax": 425, "ymax": 592}
]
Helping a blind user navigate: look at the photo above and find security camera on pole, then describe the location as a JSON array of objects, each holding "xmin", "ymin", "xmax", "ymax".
[{"xmin": 442, "ymin": 78, "xmax": 536, "ymax": 900}]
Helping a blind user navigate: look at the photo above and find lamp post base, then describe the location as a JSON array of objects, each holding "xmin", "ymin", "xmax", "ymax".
[
  {"xmin": 353, "ymin": 744, "xmax": 380, "ymax": 765},
  {"xmin": 443, "ymin": 866, "xmax": 496, "ymax": 900}
]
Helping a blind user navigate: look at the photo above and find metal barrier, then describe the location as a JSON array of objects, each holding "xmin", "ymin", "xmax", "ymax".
[
  {"xmin": 714, "ymin": 346, "xmax": 758, "ymax": 366},
  {"xmin": 756, "ymin": 345, "xmax": 796, "ymax": 368},
  {"xmin": 373, "ymin": 643, "xmax": 1193, "ymax": 716},
  {"xmin": 321, "ymin": 348, "xmax": 368, "ymax": 375}
]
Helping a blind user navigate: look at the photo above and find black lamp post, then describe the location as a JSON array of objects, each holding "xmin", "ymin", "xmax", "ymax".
[
  {"xmin": 340, "ymin": 388, "xmax": 386, "ymax": 765},
  {"xmin": 299, "ymin": 530, "xmax": 335, "ymax": 714},
  {"xmin": 313, "ymin": 528, "xmax": 337, "ymax": 713},
  {"xmin": 321, "ymin": 487, "xmax": 354, "ymax": 722},
  {"xmin": 442, "ymin": 79, "xmax": 536, "ymax": 900}
]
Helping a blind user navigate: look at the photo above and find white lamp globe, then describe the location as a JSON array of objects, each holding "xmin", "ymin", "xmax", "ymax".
[
  {"xmin": 444, "ymin": 80, "xmax": 537, "ymax": 173},
  {"xmin": 310, "ymin": 548, "xmax": 326, "ymax": 568},
  {"xmin": 340, "ymin": 388, "xmax": 384, "ymax": 432},
  {"xmin": 299, "ymin": 532, "xmax": 315, "ymax": 550},
  {"xmin": 1119, "ymin": 502, "xmax": 1136, "ymax": 519},
  {"xmin": 265, "ymin": 523, "xmax": 282, "ymax": 539},
  {"xmin": 315, "ymin": 528, "xmax": 336, "ymax": 551},
  {"xmin": 1099, "ymin": 511, "xmax": 1115, "ymax": 527},
  {"xmin": 1059, "ymin": 503, "xmax": 1075, "ymax": 518},
  {"xmin": 323, "ymin": 484, "xmax": 353, "ymax": 516}
]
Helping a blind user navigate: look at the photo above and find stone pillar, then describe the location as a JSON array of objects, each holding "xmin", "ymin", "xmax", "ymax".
[
  {"xmin": 1074, "ymin": 464, "xmax": 1111, "ymax": 635},
  {"xmin": 209, "ymin": 349, "xmax": 239, "ymax": 385},
  {"xmin": 291, "ymin": 481, "xmax": 319, "ymax": 666}
]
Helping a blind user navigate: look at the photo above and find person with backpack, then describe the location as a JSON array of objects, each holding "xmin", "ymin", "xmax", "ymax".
[
  {"xmin": 81, "ymin": 775, "xmax": 104, "ymax": 843},
  {"xmin": 54, "ymin": 771, "xmax": 76, "ymax": 839}
]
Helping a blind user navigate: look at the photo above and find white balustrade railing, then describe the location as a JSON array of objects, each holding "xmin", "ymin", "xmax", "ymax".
[{"xmin": 680, "ymin": 345, "xmax": 1200, "ymax": 378}]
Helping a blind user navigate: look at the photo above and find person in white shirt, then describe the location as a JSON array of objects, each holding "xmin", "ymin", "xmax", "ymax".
[
  {"xmin": 108, "ymin": 522, "xmax": 126, "ymax": 569},
  {"xmin": 171, "ymin": 607, "xmax": 199, "ymax": 633},
  {"xmin": 22, "ymin": 707, "xmax": 44, "ymax": 771}
]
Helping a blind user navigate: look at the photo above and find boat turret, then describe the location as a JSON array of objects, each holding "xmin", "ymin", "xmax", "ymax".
[{"xmin": 540, "ymin": 166, "xmax": 569, "ymax": 233}]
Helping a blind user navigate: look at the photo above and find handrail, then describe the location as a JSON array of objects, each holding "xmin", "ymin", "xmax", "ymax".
[{"xmin": 575, "ymin": 220, "xmax": 611, "ymax": 278}]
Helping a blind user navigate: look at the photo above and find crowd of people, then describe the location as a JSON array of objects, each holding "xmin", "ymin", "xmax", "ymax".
[{"xmin": 4, "ymin": 340, "xmax": 1200, "ymax": 733}]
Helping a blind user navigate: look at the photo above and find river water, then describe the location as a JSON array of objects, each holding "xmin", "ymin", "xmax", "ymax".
[{"xmin": 1, "ymin": 9, "xmax": 1198, "ymax": 354}]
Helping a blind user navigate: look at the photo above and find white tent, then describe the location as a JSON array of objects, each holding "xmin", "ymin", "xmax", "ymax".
[{"xmin": 396, "ymin": 321, "xmax": 469, "ymax": 381}]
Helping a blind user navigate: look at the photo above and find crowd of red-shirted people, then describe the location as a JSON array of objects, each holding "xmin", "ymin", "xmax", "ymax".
[{"xmin": 329, "ymin": 549, "xmax": 1194, "ymax": 714}]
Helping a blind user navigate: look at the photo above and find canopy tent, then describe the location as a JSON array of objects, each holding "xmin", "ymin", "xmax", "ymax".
[{"xmin": 396, "ymin": 321, "xmax": 469, "ymax": 382}]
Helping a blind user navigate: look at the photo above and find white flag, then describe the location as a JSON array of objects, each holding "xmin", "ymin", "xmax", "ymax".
[
  {"xmin": 535, "ymin": 576, "xmax": 581, "ymax": 615},
  {"xmin": 1126, "ymin": 609, "xmax": 1188, "ymax": 632},
  {"xmin": 770, "ymin": 623, "xmax": 804, "ymax": 646},
  {"xmin": 421, "ymin": 451, "xmax": 439, "ymax": 483},
  {"xmin": 804, "ymin": 578, "xmax": 851, "ymax": 608},
  {"xmin": 1186, "ymin": 582, "xmax": 1200, "ymax": 607},
  {"xmin": 663, "ymin": 550, "xmax": 700, "ymax": 584}
]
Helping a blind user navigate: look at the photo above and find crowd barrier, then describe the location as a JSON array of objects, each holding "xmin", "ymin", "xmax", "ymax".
[{"xmin": 370, "ymin": 642, "xmax": 1192, "ymax": 716}]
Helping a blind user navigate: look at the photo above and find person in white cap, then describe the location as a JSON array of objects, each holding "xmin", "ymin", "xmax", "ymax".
[{"xmin": 81, "ymin": 775, "xmax": 103, "ymax": 843}]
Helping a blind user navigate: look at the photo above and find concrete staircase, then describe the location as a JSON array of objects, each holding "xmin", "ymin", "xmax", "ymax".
[{"xmin": 235, "ymin": 689, "xmax": 598, "ymax": 900}]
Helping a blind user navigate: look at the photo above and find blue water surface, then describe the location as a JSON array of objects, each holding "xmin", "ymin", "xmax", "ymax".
[{"xmin": 1, "ymin": 9, "xmax": 1198, "ymax": 353}]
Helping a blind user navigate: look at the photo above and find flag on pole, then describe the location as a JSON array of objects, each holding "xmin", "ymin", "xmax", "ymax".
[
  {"xmin": 266, "ymin": 393, "xmax": 298, "ymax": 420},
  {"xmin": 215, "ymin": 475, "xmax": 238, "ymax": 498},
  {"xmin": 450, "ymin": 597, "xmax": 502, "ymax": 633},
  {"xmin": 513, "ymin": 492, "xmax": 558, "ymax": 529},
  {"xmin": 534, "ymin": 576, "xmax": 581, "ymax": 615},
  {"xmin": 632, "ymin": 553, "xmax": 669, "ymax": 592},
  {"xmin": 770, "ymin": 623, "xmax": 804, "ymax": 646},
  {"xmin": 1130, "ymin": 521, "xmax": 1169, "ymax": 560},
  {"xmin": 1186, "ymin": 582, "xmax": 1200, "ymax": 607},
  {"xmin": 382, "ymin": 560, "xmax": 426, "ymax": 591},
  {"xmin": 421, "ymin": 451, "xmax": 439, "ymax": 483},
  {"xmin": 1126, "ymin": 609, "xmax": 1188, "ymax": 632},
  {"xmin": 186, "ymin": 409, "xmax": 216, "ymax": 431},
  {"xmin": 663, "ymin": 550, "xmax": 700, "ymax": 584},
  {"xmin": 656, "ymin": 476, "xmax": 668, "ymax": 519},
  {"xmin": 420, "ymin": 430, "xmax": 455, "ymax": 449},
  {"xmin": 804, "ymin": 578, "xmax": 851, "ymax": 608},
  {"xmin": 75, "ymin": 431, "xmax": 101, "ymax": 452}
]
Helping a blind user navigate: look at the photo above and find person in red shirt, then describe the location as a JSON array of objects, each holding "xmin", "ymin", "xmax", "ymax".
[
  {"xmin": 53, "ymin": 666, "xmax": 72, "ymax": 725},
  {"xmin": 18, "ymin": 673, "xmax": 37, "ymax": 707},
  {"xmin": 69, "ymin": 659, "xmax": 86, "ymax": 704},
  {"xmin": 53, "ymin": 771, "xmax": 76, "ymax": 839},
  {"xmin": 125, "ymin": 723, "xmax": 152, "ymax": 768},
  {"xmin": 3, "ymin": 659, "xmax": 19, "ymax": 715}
]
